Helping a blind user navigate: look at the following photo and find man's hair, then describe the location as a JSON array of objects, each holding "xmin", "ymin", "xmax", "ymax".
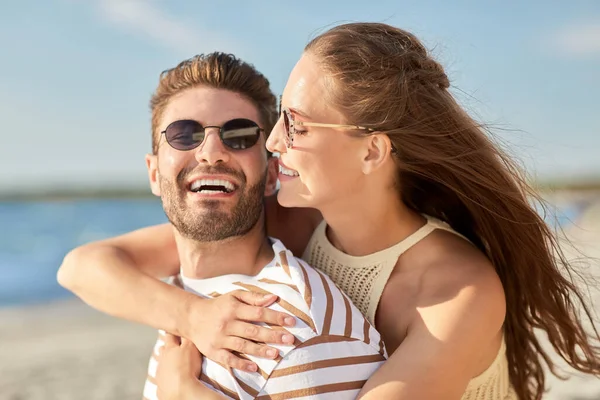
[{"xmin": 149, "ymin": 52, "xmax": 278, "ymax": 154}]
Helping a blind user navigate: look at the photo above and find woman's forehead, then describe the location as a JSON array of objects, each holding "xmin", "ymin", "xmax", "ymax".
[{"xmin": 282, "ymin": 54, "xmax": 336, "ymax": 121}]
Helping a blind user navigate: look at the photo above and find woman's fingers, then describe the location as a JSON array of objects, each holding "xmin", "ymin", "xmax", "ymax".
[
  {"xmin": 181, "ymin": 338, "xmax": 199, "ymax": 354},
  {"xmin": 162, "ymin": 332, "xmax": 181, "ymax": 347},
  {"xmin": 226, "ymin": 320, "xmax": 295, "ymax": 346},
  {"xmin": 220, "ymin": 334, "xmax": 282, "ymax": 360},
  {"xmin": 234, "ymin": 302, "xmax": 296, "ymax": 327},
  {"xmin": 214, "ymin": 349, "xmax": 259, "ymax": 373},
  {"xmin": 232, "ymin": 289, "xmax": 278, "ymax": 307}
]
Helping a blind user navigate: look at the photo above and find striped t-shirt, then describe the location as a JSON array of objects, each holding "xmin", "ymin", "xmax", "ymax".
[{"xmin": 143, "ymin": 238, "xmax": 387, "ymax": 400}]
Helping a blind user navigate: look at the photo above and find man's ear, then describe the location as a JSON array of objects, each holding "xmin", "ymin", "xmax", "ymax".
[
  {"xmin": 145, "ymin": 154, "xmax": 161, "ymax": 197},
  {"xmin": 264, "ymin": 157, "xmax": 279, "ymax": 197},
  {"xmin": 361, "ymin": 134, "xmax": 394, "ymax": 175}
]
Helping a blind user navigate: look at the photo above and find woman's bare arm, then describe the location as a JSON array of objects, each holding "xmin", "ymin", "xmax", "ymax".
[
  {"xmin": 56, "ymin": 195, "xmax": 321, "ymax": 369},
  {"xmin": 57, "ymin": 223, "xmax": 192, "ymax": 334},
  {"xmin": 57, "ymin": 221, "xmax": 299, "ymax": 370},
  {"xmin": 56, "ymin": 194, "xmax": 321, "ymax": 326},
  {"xmin": 357, "ymin": 255, "xmax": 506, "ymax": 399}
]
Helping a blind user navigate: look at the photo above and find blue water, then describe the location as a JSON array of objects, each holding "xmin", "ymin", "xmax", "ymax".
[
  {"xmin": 0, "ymin": 199, "xmax": 168, "ymax": 307},
  {"xmin": 0, "ymin": 198, "xmax": 586, "ymax": 307}
]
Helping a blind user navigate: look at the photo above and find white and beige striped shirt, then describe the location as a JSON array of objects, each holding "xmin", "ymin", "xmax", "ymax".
[{"xmin": 143, "ymin": 238, "xmax": 387, "ymax": 400}]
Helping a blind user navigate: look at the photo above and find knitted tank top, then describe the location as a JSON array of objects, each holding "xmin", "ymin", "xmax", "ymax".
[{"xmin": 302, "ymin": 215, "xmax": 517, "ymax": 400}]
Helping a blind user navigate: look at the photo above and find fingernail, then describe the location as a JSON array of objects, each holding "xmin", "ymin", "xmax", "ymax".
[
  {"xmin": 282, "ymin": 334, "xmax": 294, "ymax": 344},
  {"xmin": 263, "ymin": 294, "xmax": 275, "ymax": 299},
  {"xmin": 266, "ymin": 349, "xmax": 278, "ymax": 358},
  {"xmin": 247, "ymin": 364, "xmax": 257, "ymax": 372},
  {"xmin": 284, "ymin": 317, "xmax": 296, "ymax": 326}
]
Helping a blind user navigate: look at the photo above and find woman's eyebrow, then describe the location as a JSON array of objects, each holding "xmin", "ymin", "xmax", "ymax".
[
  {"xmin": 289, "ymin": 106, "xmax": 311, "ymax": 119},
  {"xmin": 279, "ymin": 96, "xmax": 312, "ymax": 119}
]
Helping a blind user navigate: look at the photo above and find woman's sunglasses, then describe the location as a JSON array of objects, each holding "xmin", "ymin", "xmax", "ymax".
[
  {"xmin": 161, "ymin": 118, "xmax": 264, "ymax": 151},
  {"xmin": 280, "ymin": 107, "xmax": 373, "ymax": 148},
  {"xmin": 280, "ymin": 106, "xmax": 397, "ymax": 153}
]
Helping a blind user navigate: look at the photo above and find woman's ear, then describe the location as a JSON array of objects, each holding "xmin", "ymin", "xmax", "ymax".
[{"xmin": 361, "ymin": 134, "xmax": 394, "ymax": 175}]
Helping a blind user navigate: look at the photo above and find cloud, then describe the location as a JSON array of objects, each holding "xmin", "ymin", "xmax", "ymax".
[
  {"xmin": 552, "ymin": 20, "xmax": 600, "ymax": 57},
  {"xmin": 93, "ymin": 0, "xmax": 246, "ymax": 56}
]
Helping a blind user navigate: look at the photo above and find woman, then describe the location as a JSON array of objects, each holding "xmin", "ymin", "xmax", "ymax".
[{"xmin": 58, "ymin": 23, "xmax": 600, "ymax": 399}]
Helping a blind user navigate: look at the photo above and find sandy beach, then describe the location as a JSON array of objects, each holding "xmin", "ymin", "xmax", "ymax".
[
  {"xmin": 536, "ymin": 193, "xmax": 600, "ymax": 399},
  {"xmin": 0, "ymin": 299, "xmax": 157, "ymax": 400},
  {"xmin": 2, "ymin": 193, "xmax": 599, "ymax": 400}
]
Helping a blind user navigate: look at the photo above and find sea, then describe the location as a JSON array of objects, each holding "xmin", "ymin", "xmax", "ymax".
[
  {"xmin": 0, "ymin": 198, "xmax": 168, "ymax": 306},
  {"xmin": 0, "ymin": 196, "xmax": 588, "ymax": 307}
]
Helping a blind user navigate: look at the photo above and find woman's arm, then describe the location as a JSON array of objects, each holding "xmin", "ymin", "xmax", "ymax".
[
  {"xmin": 357, "ymin": 258, "xmax": 506, "ymax": 400},
  {"xmin": 57, "ymin": 195, "xmax": 321, "ymax": 329},
  {"xmin": 57, "ymin": 223, "xmax": 190, "ymax": 334},
  {"xmin": 56, "ymin": 198, "xmax": 319, "ymax": 370},
  {"xmin": 57, "ymin": 223, "xmax": 297, "ymax": 371}
]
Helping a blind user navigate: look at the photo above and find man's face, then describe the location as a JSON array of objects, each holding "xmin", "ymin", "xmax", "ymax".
[{"xmin": 146, "ymin": 86, "xmax": 278, "ymax": 242}]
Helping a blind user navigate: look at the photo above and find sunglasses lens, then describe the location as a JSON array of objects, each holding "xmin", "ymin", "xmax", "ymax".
[
  {"xmin": 165, "ymin": 120, "xmax": 204, "ymax": 150},
  {"xmin": 221, "ymin": 119, "xmax": 261, "ymax": 150},
  {"xmin": 282, "ymin": 110, "xmax": 294, "ymax": 147},
  {"xmin": 283, "ymin": 110, "xmax": 290, "ymax": 135}
]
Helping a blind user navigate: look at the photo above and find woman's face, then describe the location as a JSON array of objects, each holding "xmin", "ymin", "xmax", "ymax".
[{"xmin": 266, "ymin": 53, "xmax": 371, "ymax": 210}]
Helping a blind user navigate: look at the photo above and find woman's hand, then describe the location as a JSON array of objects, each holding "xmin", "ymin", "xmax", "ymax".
[
  {"xmin": 156, "ymin": 333, "xmax": 202, "ymax": 400},
  {"xmin": 182, "ymin": 290, "xmax": 297, "ymax": 372},
  {"xmin": 156, "ymin": 333, "xmax": 229, "ymax": 400}
]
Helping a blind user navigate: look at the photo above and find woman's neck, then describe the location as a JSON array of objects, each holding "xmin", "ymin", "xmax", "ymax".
[{"xmin": 320, "ymin": 189, "xmax": 425, "ymax": 257}]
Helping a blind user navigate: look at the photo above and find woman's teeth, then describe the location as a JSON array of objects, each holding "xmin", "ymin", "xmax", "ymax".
[{"xmin": 279, "ymin": 165, "xmax": 299, "ymax": 177}]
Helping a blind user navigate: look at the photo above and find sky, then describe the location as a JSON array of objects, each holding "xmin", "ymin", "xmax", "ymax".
[{"xmin": 1, "ymin": 0, "xmax": 599, "ymax": 193}]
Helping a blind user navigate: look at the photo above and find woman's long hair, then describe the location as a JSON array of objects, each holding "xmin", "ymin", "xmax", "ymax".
[{"xmin": 306, "ymin": 22, "xmax": 600, "ymax": 400}]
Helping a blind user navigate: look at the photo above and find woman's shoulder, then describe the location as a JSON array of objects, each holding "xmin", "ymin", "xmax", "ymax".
[
  {"xmin": 422, "ymin": 231, "xmax": 502, "ymax": 297},
  {"xmin": 386, "ymin": 229, "xmax": 506, "ymax": 335},
  {"xmin": 370, "ymin": 231, "xmax": 509, "ymax": 396}
]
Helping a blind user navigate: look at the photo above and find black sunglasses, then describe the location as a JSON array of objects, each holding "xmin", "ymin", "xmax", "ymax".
[{"xmin": 160, "ymin": 118, "xmax": 264, "ymax": 151}]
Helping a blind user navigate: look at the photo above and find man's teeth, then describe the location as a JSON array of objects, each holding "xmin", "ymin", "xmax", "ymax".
[
  {"xmin": 197, "ymin": 190, "xmax": 225, "ymax": 194},
  {"xmin": 189, "ymin": 179, "xmax": 235, "ymax": 193},
  {"xmin": 279, "ymin": 165, "xmax": 299, "ymax": 177}
]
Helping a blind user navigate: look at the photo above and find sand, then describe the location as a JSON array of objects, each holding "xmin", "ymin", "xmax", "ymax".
[
  {"xmin": 0, "ymin": 299, "xmax": 157, "ymax": 400},
  {"xmin": 538, "ymin": 194, "xmax": 600, "ymax": 399}
]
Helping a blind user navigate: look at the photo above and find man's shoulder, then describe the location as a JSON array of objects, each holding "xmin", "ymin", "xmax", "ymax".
[
  {"xmin": 269, "ymin": 238, "xmax": 386, "ymax": 354},
  {"xmin": 258, "ymin": 242, "xmax": 387, "ymax": 397},
  {"xmin": 166, "ymin": 239, "xmax": 385, "ymax": 354}
]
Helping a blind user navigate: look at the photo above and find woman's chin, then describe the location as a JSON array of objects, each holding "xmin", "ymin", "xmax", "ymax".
[{"xmin": 276, "ymin": 188, "xmax": 312, "ymax": 209}]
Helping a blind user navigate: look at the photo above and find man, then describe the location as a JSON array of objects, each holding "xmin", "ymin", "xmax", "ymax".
[{"xmin": 141, "ymin": 52, "xmax": 386, "ymax": 400}]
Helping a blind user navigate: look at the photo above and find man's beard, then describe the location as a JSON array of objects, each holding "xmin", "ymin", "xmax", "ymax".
[{"xmin": 159, "ymin": 165, "xmax": 267, "ymax": 242}]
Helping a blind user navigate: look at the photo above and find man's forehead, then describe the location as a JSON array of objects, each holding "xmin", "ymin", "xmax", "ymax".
[{"xmin": 161, "ymin": 87, "xmax": 261, "ymax": 127}]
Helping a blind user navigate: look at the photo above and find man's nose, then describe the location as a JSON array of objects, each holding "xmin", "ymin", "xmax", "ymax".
[{"xmin": 194, "ymin": 129, "xmax": 231, "ymax": 165}]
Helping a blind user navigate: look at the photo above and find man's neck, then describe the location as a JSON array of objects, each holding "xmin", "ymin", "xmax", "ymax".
[{"xmin": 174, "ymin": 220, "xmax": 275, "ymax": 279}]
